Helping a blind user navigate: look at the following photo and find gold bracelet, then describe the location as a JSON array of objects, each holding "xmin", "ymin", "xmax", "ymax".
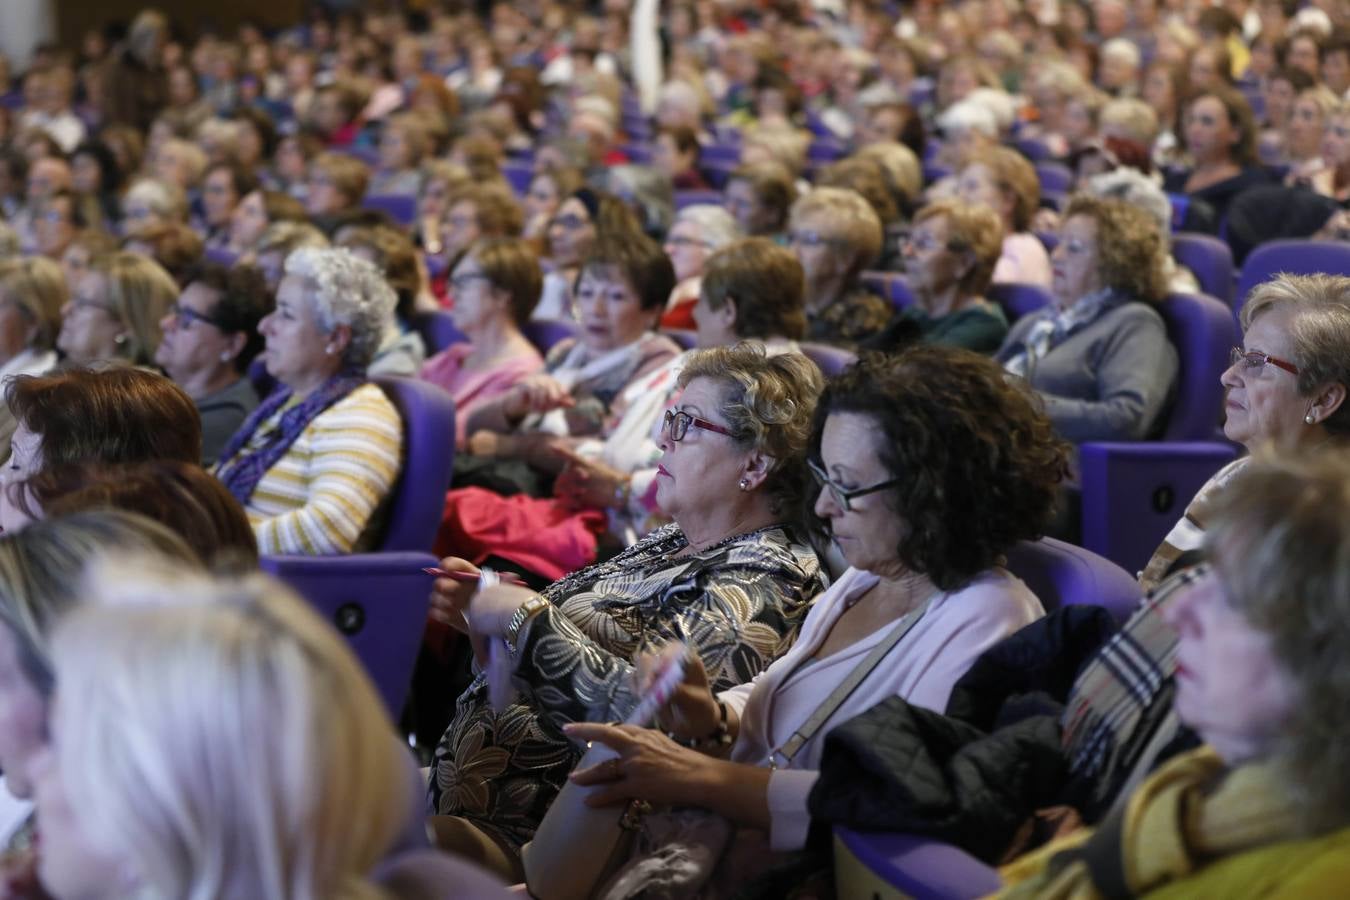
[{"xmin": 504, "ymin": 596, "xmax": 550, "ymax": 656}]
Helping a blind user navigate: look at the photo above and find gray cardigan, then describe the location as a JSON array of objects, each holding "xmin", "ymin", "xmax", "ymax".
[{"xmin": 996, "ymin": 300, "xmax": 1178, "ymax": 444}]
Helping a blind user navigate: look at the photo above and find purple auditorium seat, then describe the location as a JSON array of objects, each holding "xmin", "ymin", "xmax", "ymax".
[
  {"xmin": 800, "ymin": 342, "xmax": 857, "ymax": 377},
  {"xmin": 1034, "ymin": 162, "xmax": 1074, "ymax": 193},
  {"xmin": 363, "ymin": 193, "xmax": 418, "ymax": 227},
  {"xmin": 1012, "ymin": 137, "xmax": 1052, "ymax": 161},
  {"xmin": 834, "ymin": 827, "xmax": 1001, "ymax": 900},
  {"xmin": 204, "ymin": 246, "xmax": 238, "ymax": 266},
  {"xmin": 922, "ymin": 162, "xmax": 952, "ymax": 185},
  {"xmin": 1039, "ymin": 189, "xmax": 1067, "ymax": 211},
  {"xmin": 701, "ymin": 161, "xmax": 736, "ymax": 189},
  {"xmin": 371, "ymin": 376, "xmax": 457, "ymax": 553},
  {"xmin": 700, "ymin": 143, "xmax": 743, "ymax": 165},
  {"xmin": 621, "ymin": 143, "xmax": 653, "ymax": 164},
  {"xmin": 502, "ymin": 162, "xmax": 533, "ymax": 195},
  {"xmin": 260, "ymin": 552, "xmax": 435, "ymax": 716},
  {"xmin": 808, "ymin": 139, "xmax": 849, "ymax": 165},
  {"xmin": 986, "ymin": 282, "xmax": 1053, "ymax": 322},
  {"xmin": 335, "ymin": 144, "xmax": 380, "ymax": 166},
  {"xmin": 1235, "ymin": 239, "xmax": 1350, "ymax": 317},
  {"xmin": 523, "ymin": 318, "xmax": 581, "ymax": 353},
  {"xmin": 1077, "ymin": 292, "xmax": 1238, "ymax": 573},
  {"xmin": 1171, "ymin": 232, "xmax": 1235, "ymax": 308},
  {"xmin": 410, "ymin": 309, "xmax": 467, "ymax": 354},
  {"xmin": 1005, "ymin": 537, "xmax": 1143, "ymax": 622},
  {"xmin": 674, "ymin": 190, "xmax": 723, "ymax": 210},
  {"xmin": 861, "ymin": 271, "xmax": 915, "ymax": 310}
]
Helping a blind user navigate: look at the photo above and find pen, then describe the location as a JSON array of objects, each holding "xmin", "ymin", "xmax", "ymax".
[{"xmin": 421, "ymin": 567, "xmax": 527, "ymax": 586}]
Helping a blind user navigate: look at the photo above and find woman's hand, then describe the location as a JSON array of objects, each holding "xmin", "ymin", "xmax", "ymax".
[
  {"xmin": 563, "ymin": 723, "xmax": 723, "ymax": 808},
  {"xmin": 466, "ymin": 582, "xmax": 545, "ymax": 638},
  {"xmin": 465, "ymin": 430, "xmax": 520, "ymax": 458},
  {"xmin": 554, "ymin": 448, "xmax": 631, "ymax": 511},
  {"xmin": 428, "ymin": 557, "xmax": 480, "ymax": 630},
  {"xmin": 634, "ymin": 649, "xmax": 722, "ymax": 743},
  {"xmin": 502, "ymin": 375, "xmax": 576, "ymax": 420}
]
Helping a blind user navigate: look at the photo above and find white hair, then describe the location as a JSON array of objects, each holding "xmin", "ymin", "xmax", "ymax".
[
  {"xmin": 964, "ymin": 88, "xmax": 1017, "ymax": 134},
  {"xmin": 937, "ymin": 100, "xmax": 999, "ymax": 139},
  {"xmin": 574, "ymin": 94, "xmax": 619, "ymax": 129},
  {"xmin": 124, "ymin": 177, "xmax": 189, "ymax": 223},
  {"xmin": 672, "ymin": 204, "xmax": 742, "ymax": 249},
  {"xmin": 284, "ymin": 247, "xmax": 398, "ymax": 370},
  {"xmin": 658, "ymin": 80, "xmax": 703, "ymax": 116},
  {"xmin": 51, "ymin": 559, "xmax": 408, "ymax": 899},
  {"xmin": 1101, "ymin": 37, "xmax": 1142, "ymax": 69},
  {"xmin": 1087, "ymin": 168, "xmax": 1173, "ymax": 244}
]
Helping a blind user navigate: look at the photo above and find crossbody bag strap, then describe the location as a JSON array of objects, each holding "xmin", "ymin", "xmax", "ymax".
[{"xmin": 769, "ymin": 591, "xmax": 939, "ymax": 769}]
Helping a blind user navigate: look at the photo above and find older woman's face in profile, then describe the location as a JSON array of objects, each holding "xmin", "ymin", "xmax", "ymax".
[
  {"xmin": 813, "ymin": 411, "xmax": 906, "ymax": 579},
  {"xmin": 1164, "ymin": 563, "xmax": 1297, "ymax": 764},
  {"xmin": 547, "ymin": 198, "xmax": 596, "ymax": 268},
  {"xmin": 1221, "ymin": 305, "xmax": 1310, "ymax": 449},
  {"xmin": 653, "ymin": 376, "xmax": 746, "ymax": 524},
  {"xmin": 257, "ymin": 275, "xmax": 337, "ymax": 389},
  {"xmin": 57, "ymin": 270, "xmax": 125, "ymax": 365},
  {"xmin": 663, "ymin": 219, "xmax": 713, "ymax": 283},
  {"xmin": 1049, "ymin": 214, "xmax": 1101, "ymax": 307},
  {"xmin": 572, "ymin": 266, "xmax": 655, "ymax": 352},
  {"xmin": 903, "ymin": 214, "xmax": 965, "ymax": 300},
  {"xmin": 0, "ymin": 286, "xmax": 36, "ymax": 365}
]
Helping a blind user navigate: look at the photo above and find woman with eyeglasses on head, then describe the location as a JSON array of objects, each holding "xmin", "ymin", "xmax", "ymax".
[
  {"xmin": 154, "ymin": 261, "xmax": 273, "ymax": 466},
  {"xmin": 660, "ymin": 204, "xmax": 742, "ymax": 330},
  {"xmin": 424, "ymin": 344, "xmax": 826, "ymax": 882},
  {"xmin": 1140, "ymin": 273, "xmax": 1350, "ymax": 591},
  {"xmin": 419, "ymin": 238, "xmax": 545, "ymax": 449},
  {"xmin": 561, "ymin": 346, "xmax": 1065, "ymax": 895}
]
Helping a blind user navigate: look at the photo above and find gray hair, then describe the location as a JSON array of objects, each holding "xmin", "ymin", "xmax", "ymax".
[
  {"xmin": 1086, "ymin": 168, "xmax": 1174, "ymax": 244},
  {"xmin": 671, "ymin": 204, "xmax": 741, "ymax": 249},
  {"xmin": 1101, "ymin": 37, "xmax": 1142, "ymax": 69},
  {"xmin": 607, "ymin": 165, "xmax": 675, "ymax": 238},
  {"xmin": 937, "ymin": 100, "xmax": 999, "ymax": 139},
  {"xmin": 125, "ymin": 178, "xmax": 189, "ymax": 224},
  {"xmin": 283, "ymin": 248, "xmax": 397, "ymax": 370}
]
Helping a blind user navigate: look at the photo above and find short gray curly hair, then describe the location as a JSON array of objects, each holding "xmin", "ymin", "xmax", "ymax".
[{"xmin": 283, "ymin": 247, "xmax": 397, "ymax": 370}]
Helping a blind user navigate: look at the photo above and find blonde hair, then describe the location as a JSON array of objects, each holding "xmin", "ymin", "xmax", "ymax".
[
  {"xmin": 788, "ymin": 187, "xmax": 884, "ymax": 274},
  {"xmin": 124, "ymin": 178, "xmax": 189, "ymax": 226},
  {"xmin": 383, "ymin": 112, "xmax": 432, "ymax": 167},
  {"xmin": 965, "ymin": 146, "xmax": 1040, "ymax": 232},
  {"xmin": 311, "ymin": 153, "xmax": 372, "ymax": 207},
  {"xmin": 0, "ymin": 256, "xmax": 66, "ymax": 351},
  {"xmin": 50, "ymin": 560, "xmax": 406, "ymax": 899},
  {"xmin": 88, "ymin": 252, "xmax": 179, "ymax": 365}
]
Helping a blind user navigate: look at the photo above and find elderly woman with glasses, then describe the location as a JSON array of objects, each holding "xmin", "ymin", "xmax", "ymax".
[
  {"xmin": 660, "ymin": 204, "xmax": 742, "ymax": 330},
  {"xmin": 534, "ymin": 188, "xmax": 640, "ymax": 321},
  {"xmin": 560, "ymin": 346, "xmax": 1065, "ymax": 895},
  {"xmin": 1140, "ymin": 273, "xmax": 1350, "ymax": 590},
  {"xmin": 788, "ymin": 187, "xmax": 892, "ymax": 347},
  {"xmin": 423, "ymin": 345, "xmax": 828, "ymax": 882},
  {"xmin": 154, "ymin": 261, "xmax": 273, "ymax": 466},
  {"xmin": 57, "ymin": 251, "xmax": 177, "ymax": 368}
]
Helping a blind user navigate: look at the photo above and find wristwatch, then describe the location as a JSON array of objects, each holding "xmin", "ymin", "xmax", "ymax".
[{"xmin": 504, "ymin": 595, "xmax": 550, "ymax": 656}]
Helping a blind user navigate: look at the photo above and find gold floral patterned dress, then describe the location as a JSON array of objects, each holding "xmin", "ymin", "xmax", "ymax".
[{"xmin": 427, "ymin": 523, "xmax": 824, "ymax": 858}]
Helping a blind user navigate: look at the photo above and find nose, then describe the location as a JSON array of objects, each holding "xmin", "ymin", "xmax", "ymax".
[
  {"xmin": 258, "ymin": 312, "xmax": 274, "ymax": 336},
  {"xmin": 1161, "ymin": 577, "xmax": 1201, "ymax": 633},
  {"xmin": 813, "ymin": 483, "xmax": 840, "ymax": 519},
  {"xmin": 160, "ymin": 310, "xmax": 176, "ymax": 332}
]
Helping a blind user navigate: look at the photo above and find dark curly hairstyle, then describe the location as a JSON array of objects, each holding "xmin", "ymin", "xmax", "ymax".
[{"xmin": 809, "ymin": 346, "xmax": 1070, "ymax": 590}]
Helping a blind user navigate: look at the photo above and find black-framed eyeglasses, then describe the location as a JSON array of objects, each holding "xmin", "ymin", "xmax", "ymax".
[
  {"xmin": 808, "ymin": 459, "xmax": 902, "ymax": 512},
  {"xmin": 662, "ymin": 409, "xmax": 734, "ymax": 442},
  {"xmin": 168, "ymin": 303, "xmax": 226, "ymax": 330},
  {"xmin": 1230, "ymin": 346, "xmax": 1299, "ymax": 376}
]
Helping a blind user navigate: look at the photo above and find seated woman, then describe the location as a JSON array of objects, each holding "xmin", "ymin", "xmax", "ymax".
[
  {"xmin": 1283, "ymin": 86, "xmax": 1338, "ymax": 192},
  {"xmin": 521, "ymin": 166, "xmax": 580, "ymax": 245},
  {"xmin": 58, "ymin": 251, "xmax": 178, "ymax": 368},
  {"xmin": 369, "ymin": 111, "xmax": 430, "ymax": 196},
  {"xmin": 426, "ymin": 345, "xmax": 828, "ymax": 881},
  {"xmin": 863, "ymin": 198, "xmax": 1007, "ymax": 354},
  {"xmin": 660, "ymin": 204, "xmax": 742, "ymax": 330},
  {"xmin": 1319, "ymin": 99, "xmax": 1350, "ymax": 204},
  {"xmin": 419, "ymin": 238, "xmax": 545, "ymax": 448},
  {"xmin": 998, "ymin": 196, "xmax": 1179, "ymax": 444},
  {"xmin": 955, "ymin": 146, "xmax": 1052, "ymax": 288},
  {"xmin": 723, "ymin": 161, "xmax": 796, "ymax": 242},
  {"xmin": 1164, "ymin": 85, "xmax": 1272, "ymax": 234},
  {"xmin": 998, "ymin": 450, "xmax": 1350, "ymax": 896},
  {"xmin": 789, "ymin": 187, "xmax": 891, "ymax": 347},
  {"xmin": 335, "ymin": 225, "xmax": 428, "ymax": 377},
  {"xmin": 227, "ymin": 188, "xmax": 307, "ymax": 256},
  {"xmin": 214, "ymin": 248, "xmax": 403, "ymax": 556},
  {"xmin": 154, "ymin": 261, "xmax": 272, "ymax": 466},
  {"xmin": 1, "ymin": 367, "xmax": 202, "ymax": 530},
  {"xmin": 557, "ymin": 346, "xmax": 1065, "ymax": 891},
  {"xmin": 33, "ymin": 560, "xmax": 512, "ymax": 899},
  {"xmin": 0, "ymin": 258, "xmax": 66, "ymax": 456},
  {"xmin": 1140, "ymin": 273, "xmax": 1350, "ymax": 590},
  {"xmin": 534, "ymin": 188, "xmax": 639, "ymax": 321}
]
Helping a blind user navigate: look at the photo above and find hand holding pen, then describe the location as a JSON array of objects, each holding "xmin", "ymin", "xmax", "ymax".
[{"xmin": 425, "ymin": 558, "xmax": 527, "ymax": 630}]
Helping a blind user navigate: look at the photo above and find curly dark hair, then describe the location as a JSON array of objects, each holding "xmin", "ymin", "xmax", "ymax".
[{"xmin": 809, "ymin": 346, "xmax": 1070, "ymax": 590}]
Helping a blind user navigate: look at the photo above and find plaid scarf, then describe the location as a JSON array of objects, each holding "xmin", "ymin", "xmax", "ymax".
[
  {"xmin": 1003, "ymin": 288, "xmax": 1124, "ymax": 379},
  {"xmin": 215, "ymin": 373, "xmax": 367, "ymax": 505}
]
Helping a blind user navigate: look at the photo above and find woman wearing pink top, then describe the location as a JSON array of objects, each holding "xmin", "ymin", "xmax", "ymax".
[
  {"xmin": 955, "ymin": 146, "xmax": 1053, "ymax": 288},
  {"xmin": 563, "ymin": 346, "xmax": 1069, "ymax": 892},
  {"xmin": 419, "ymin": 238, "xmax": 544, "ymax": 447}
]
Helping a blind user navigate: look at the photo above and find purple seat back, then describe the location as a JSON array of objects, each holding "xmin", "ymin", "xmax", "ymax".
[
  {"xmin": 204, "ymin": 246, "xmax": 238, "ymax": 266},
  {"xmin": 1012, "ymin": 137, "xmax": 1052, "ymax": 161},
  {"xmin": 523, "ymin": 318, "xmax": 581, "ymax": 353},
  {"xmin": 700, "ymin": 143, "xmax": 743, "ymax": 164},
  {"xmin": 1171, "ymin": 232, "xmax": 1235, "ymax": 307},
  {"xmin": 1235, "ymin": 239, "xmax": 1350, "ymax": 317},
  {"xmin": 834, "ymin": 827, "xmax": 1000, "ymax": 900},
  {"xmin": 259, "ymin": 552, "xmax": 436, "ymax": 716},
  {"xmin": 1005, "ymin": 537, "xmax": 1143, "ymax": 623},
  {"xmin": 986, "ymin": 282, "xmax": 1053, "ymax": 322},
  {"xmin": 410, "ymin": 310, "xmax": 468, "ymax": 354},
  {"xmin": 334, "ymin": 144, "xmax": 379, "ymax": 166},
  {"xmin": 800, "ymin": 342, "xmax": 858, "ymax": 377},
  {"xmin": 808, "ymin": 139, "xmax": 849, "ymax": 164},
  {"xmin": 861, "ymin": 271, "xmax": 915, "ymax": 310},
  {"xmin": 502, "ymin": 162, "xmax": 533, "ymax": 195},
  {"xmin": 1035, "ymin": 162, "xmax": 1073, "ymax": 193},
  {"xmin": 1155, "ymin": 292, "xmax": 1236, "ymax": 442},
  {"xmin": 674, "ymin": 190, "xmax": 723, "ymax": 210},
  {"xmin": 371, "ymin": 376, "xmax": 457, "ymax": 553},
  {"xmin": 363, "ymin": 193, "xmax": 418, "ymax": 227}
]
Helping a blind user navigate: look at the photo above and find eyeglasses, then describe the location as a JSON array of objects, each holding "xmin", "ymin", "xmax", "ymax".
[
  {"xmin": 551, "ymin": 214, "xmax": 589, "ymax": 231},
  {"xmin": 1230, "ymin": 346, "xmax": 1299, "ymax": 376},
  {"xmin": 809, "ymin": 459, "xmax": 902, "ymax": 512},
  {"xmin": 168, "ymin": 303, "xmax": 225, "ymax": 330},
  {"xmin": 665, "ymin": 235, "xmax": 712, "ymax": 250},
  {"xmin": 449, "ymin": 272, "xmax": 491, "ymax": 291},
  {"xmin": 788, "ymin": 230, "xmax": 836, "ymax": 248},
  {"xmin": 662, "ymin": 409, "xmax": 734, "ymax": 442}
]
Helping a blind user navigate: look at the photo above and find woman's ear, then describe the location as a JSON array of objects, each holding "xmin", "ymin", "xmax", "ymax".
[
  {"xmin": 326, "ymin": 323, "xmax": 353, "ymax": 356},
  {"xmin": 716, "ymin": 296, "xmax": 739, "ymax": 332},
  {"xmin": 1312, "ymin": 381, "xmax": 1348, "ymax": 424},
  {"xmin": 740, "ymin": 449, "xmax": 777, "ymax": 491},
  {"xmin": 224, "ymin": 331, "xmax": 248, "ymax": 362}
]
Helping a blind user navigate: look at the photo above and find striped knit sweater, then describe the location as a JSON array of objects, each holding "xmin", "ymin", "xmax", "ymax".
[{"xmin": 239, "ymin": 383, "xmax": 404, "ymax": 555}]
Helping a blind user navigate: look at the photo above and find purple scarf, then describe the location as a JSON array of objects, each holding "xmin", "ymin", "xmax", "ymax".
[{"xmin": 215, "ymin": 374, "xmax": 367, "ymax": 505}]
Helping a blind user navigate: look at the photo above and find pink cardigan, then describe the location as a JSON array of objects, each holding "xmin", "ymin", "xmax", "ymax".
[
  {"xmin": 721, "ymin": 565, "xmax": 1045, "ymax": 850},
  {"xmin": 419, "ymin": 342, "xmax": 544, "ymax": 446}
]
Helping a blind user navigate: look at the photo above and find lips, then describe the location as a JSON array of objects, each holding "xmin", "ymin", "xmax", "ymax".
[{"xmin": 656, "ymin": 464, "xmax": 671, "ymax": 478}]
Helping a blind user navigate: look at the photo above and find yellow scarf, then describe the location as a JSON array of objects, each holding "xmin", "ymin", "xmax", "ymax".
[{"xmin": 993, "ymin": 746, "xmax": 1304, "ymax": 899}]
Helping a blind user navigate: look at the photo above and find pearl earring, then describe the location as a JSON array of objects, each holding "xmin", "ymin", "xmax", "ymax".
[
  {"xmin": 325, "ymin": 346, "xmax": 336, "ymax": 355},
  {"xmin": 738, "ymin": 478, "xmax": 750, "ymax": 491},
  {"xmin": 220, "ymin": 351, "xmax": 232, "ymax": 362},
  {"xmin": 1306, "ymin": 413, "xmax": 1317, "ymax": 425},
  {"xmin": 113, "ymin": 333, "xmax": 127, "ymax": 345}
]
